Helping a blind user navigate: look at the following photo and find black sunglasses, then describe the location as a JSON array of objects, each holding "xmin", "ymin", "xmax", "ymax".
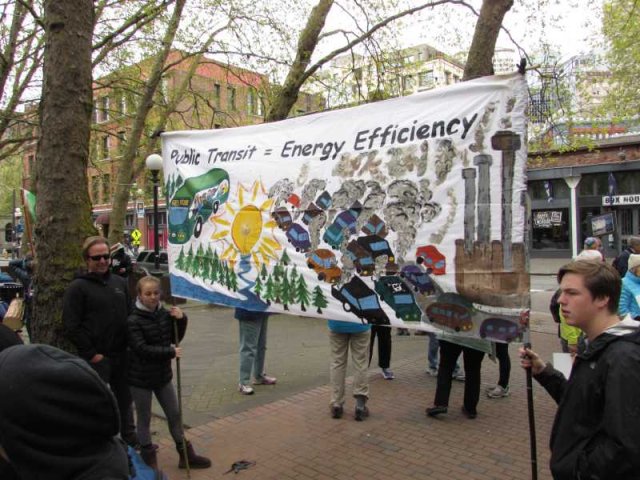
[{"xmin": 89, "ymin": 254, "xmax": 111, "ymax": 261}]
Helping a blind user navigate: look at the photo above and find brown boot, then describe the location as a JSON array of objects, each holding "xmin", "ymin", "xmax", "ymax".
[
  {"xmin": 140, "ymin": 444, "xmax": 158, "ymax": 470},
  {"xmin": 176, "ymin": 440, "xmax": 211, "ymax": 469}
]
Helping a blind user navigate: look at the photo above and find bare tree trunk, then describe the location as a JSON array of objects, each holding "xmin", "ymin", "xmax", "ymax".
[
  {"xmin": 463, "ymin": 0, "xmax": 514, "ymax": 80},
  {"xmin": 108, "ymin": 0, "xmax": 186, "ymax": 247},
  {"xmin": 266, "ymin": 0, "xmax": 334, "ymax": 122},
  {"xmin": 32, "ymin": 0, "xmax": 95, "ymax": 348}
]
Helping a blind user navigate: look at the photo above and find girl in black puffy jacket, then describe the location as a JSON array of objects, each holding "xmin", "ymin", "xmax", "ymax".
[{"xmin": 127, "ymin": 275, "xmax": 211, "ymax": 471}]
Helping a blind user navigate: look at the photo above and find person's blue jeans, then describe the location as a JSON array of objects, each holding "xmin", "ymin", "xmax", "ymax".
[
  {"xmin": 238, "ymin": 316, "xmax": 269, "ymax": 385},
  {"xmin": 427, "ymin": 333, "xmax": 439, "ymax": 369}
]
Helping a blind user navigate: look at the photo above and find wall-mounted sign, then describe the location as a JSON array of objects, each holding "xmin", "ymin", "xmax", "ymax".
[
  {"xmin": 591, "ymin": 212, "xmax": 616, "ymax": 237},
  {"xmin": 533, "ymin": 210, "xmax": 563, "ymax": 229},
  {"xmin": 602, "ymin": 194, "xmax": 640, "ymax": 206}
]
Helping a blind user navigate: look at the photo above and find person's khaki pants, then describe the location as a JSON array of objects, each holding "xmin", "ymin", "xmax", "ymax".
[{"xmin": 329, "ymin": 330, "xmax": 370, "ymax": 406}]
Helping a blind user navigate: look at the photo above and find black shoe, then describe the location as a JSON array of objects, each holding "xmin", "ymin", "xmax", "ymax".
[
  {"xmin": 426, "ymin": 405, "xmax": 448, "ymax": 417},
  {"xmin": 461, "ymin": 406, "xmax": 477, "ymax": 419},
  {"xmin": 331, "ymin": 404, "xmax": 343, "ymax": 419},
  {"xmin": 355, "ymin": 405, "xmax": 369, "ymax": 421}
]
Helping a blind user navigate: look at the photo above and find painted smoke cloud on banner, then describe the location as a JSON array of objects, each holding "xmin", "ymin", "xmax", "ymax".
[{"xmin": 160, "ymin": 73, "xmax": 530, "ymax": 342}]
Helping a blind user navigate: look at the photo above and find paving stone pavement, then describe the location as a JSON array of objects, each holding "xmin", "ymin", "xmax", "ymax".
[{"xmin": 150, "ymin": 305, "xmax": 560, "ymax": 480}]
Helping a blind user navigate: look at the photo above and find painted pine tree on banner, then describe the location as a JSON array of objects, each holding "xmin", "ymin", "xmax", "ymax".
[
  {"xmin": 312, "ymin": 285, "xmax": 328, "ymax": 314},
  {"xmin": 296, "ymin": 274, "xmax": 311, "ymax": 312}
]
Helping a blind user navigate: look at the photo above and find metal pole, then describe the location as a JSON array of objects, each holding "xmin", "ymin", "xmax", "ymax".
[{"xmin": 153, "ymin": 171, "xmax": 160, "ymax": 271}]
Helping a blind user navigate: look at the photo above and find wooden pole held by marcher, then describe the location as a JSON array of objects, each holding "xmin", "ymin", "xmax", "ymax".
[
  {"xmin": 173, "ymin": 301, "xmax": 190, "ymax": 478},
  {"xmin": 523, "ymin": 329, "xmax": 538, "ymax": 480}
]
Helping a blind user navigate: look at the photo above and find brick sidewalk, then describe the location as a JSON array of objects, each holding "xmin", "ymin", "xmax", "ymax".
[{"xmin": 155, "ymin": 329, "xmax": 558, "ymax": 480}]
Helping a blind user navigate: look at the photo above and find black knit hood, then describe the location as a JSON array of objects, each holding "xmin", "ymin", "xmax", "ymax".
[{"xmin": 0, "ymin": 344, "xmax": 129, "ymax": 479}]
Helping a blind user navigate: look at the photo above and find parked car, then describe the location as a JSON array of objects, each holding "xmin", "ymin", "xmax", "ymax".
[
  {"xmin": 136, "ymin": 249, "xmax": 169, "ymax": 273},
  {"xmin": 307, "ymin": 249, "xmax": 341, "ymax": 283},
  {"xmin": 331, "ymin": 276, "xmax": 389, "ymax": 325},
  {"xmin": 374, "ymin": 275, "xmax": 421, "ymax": 322},
  {"xmin": 400, "ymin": 265, "xmax": 435, "ymax": 295}
]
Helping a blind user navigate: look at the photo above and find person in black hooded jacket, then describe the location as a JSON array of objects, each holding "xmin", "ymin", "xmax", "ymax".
[
  {"xmin": 0, "ymin": 344, "xmax": 129, "ymax": 480},
  {"xmin": 62, "ymin": 236, "xmax": 137, "ymax": 447},
  {"xmin": 128, "ymin": 275, "xmax": 211, "ymax": 471},
  {"xmin": 521, "ymin": 260, "xmax": 640, "ymax": 480}
]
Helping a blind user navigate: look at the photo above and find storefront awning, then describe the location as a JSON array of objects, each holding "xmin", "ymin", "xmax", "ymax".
[{"xmin": 95, "ymin": 213, "xmax": 110, "ymax": 224}]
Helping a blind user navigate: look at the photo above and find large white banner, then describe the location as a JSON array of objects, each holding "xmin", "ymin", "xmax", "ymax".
[{"xmin": 161, "ymin": 73, "xmax": 530, "ymax": 341}]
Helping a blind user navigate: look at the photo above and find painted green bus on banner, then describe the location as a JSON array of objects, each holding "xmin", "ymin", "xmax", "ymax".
[{"xmin": 169, "ymin": 168, "xmax": 230, "ymax": 244}]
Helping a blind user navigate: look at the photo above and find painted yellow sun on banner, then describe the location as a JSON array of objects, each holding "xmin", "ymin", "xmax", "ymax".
[{"xmin": 211, "ymin": 180, "xmax": 281, "ymax": 270}]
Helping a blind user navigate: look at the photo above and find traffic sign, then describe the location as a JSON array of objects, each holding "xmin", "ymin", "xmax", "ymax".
[{"xmin": 131, "ymin": 228, "xmax": 142, "ymax": 245}]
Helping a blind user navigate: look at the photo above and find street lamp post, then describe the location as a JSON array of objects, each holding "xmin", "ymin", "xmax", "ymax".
[{"xmin": 145, "ymin": 153, "xmax": 163, "ymax": 271}]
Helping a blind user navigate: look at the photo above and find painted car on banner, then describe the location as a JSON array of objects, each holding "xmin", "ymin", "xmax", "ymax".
[
  {"xmin": 400, "ymin": 265, "xmax": 435, "ymax": 294},
  {"xmin": 331, "ymin": 276, "xmax": 389, "ymax": 325},
  {"xmin": 272, "ymin": 206, "xmax": 293, "ymax": 230},
  {"xmin": 426, "ymin": 293, "xmax": 473, "ymax": 332},
  {"xmin": 345, "ymin": 240, "xmax": 375, "ymax": 276},
  {"xmin": 286, "ymin": 223, "xmax": 311, "ymax": 252},
  {"xmin": 415, "ymin": 245, "xmax": 446, "ymax": 275},
  {"xmin": 323, "ymin": 211, "xmax": 357, "ymax": 248},
  {"xmin": 307, "ymin": 249, "xmax": 341, "ymax": 283},
  {"xmin": 479, "ymin": 317, "xmax": 522, "ymax": 342},
  {"xmin": 168, "ymin": 168, "xmax": 230, "ymax": 244},
  {"xmin": 374, "ymin": 275, "xmax": 421, "ymax": 322}
]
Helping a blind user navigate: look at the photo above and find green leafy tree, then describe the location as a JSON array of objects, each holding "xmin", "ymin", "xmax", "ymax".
[
  {"xmin": 602, "ymin": 0, "xmax": 640, "ymax": 117},
  {"xmin": 312, "ymin": 285, "xmax": 328, "ymax": 314}
]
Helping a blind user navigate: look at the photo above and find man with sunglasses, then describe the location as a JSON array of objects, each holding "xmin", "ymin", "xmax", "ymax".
[{"xmin": 63, "ymin": 236, "xmax": 138, "ymax": 448}]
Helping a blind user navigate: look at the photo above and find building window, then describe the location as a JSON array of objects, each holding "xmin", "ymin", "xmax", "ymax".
[
  {"xmin": 91, "ymin": 176, "xmax": 100, "ymax": 203},
  {"xmin": 418, "ymin": 71, "xmax": 434, "ymax": 88},
  {"xmin": 101, "ymin": 136, "xmax": 109, "ymax": 159},
  {"xmin": 117, "ymin": 131, "xmax": 126, "ymax": 155},
  {"xmin": 27, "ymin": 155, "xmax": 35, "ymax": 178},
  {"xmin": 247, "ymin": 89, "xmax": 263, "ymax": 116},
  {"xmin": 102, "ymin": 174, "xmax": 111, "ymax": 202},
  {"xmin": 214, "ymin": 84, "xmax": 221, "ymax": 108},
  {"xmin": 97, "ymin": 96, "xmax": 109, "ymax": 122},
  {"xmin": 227, "ymin": 86, "xmax": 236, "ymax": 111}
]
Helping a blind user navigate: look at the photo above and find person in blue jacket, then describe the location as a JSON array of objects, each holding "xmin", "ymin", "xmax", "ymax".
[
  {"xmin": 328, "ymin": 318, "xmax": 371, "ymax": 421},
  {"xmin": 618, "ymin": 253, "xmax": 640, "ymax": 320}
]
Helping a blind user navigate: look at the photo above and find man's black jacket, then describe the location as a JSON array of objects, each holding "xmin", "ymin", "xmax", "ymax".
[
  {"xmin": 534, "ymin": 321, "xmax": 640, "ymax": 480},
  {"xmin": 63, "ymin": 272, "xmax": 131, "ymax": 360}
]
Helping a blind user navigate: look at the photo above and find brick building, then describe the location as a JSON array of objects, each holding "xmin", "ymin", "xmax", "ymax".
[
  {"xmin": 528, "ymin": 134, "xmax": 640, "ymax": 258},
  {"xmin": 22, "ymin": 51, "xmax": 324, "ymax": 250}
]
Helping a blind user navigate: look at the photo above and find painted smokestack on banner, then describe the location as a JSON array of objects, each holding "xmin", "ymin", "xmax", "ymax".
[
  {"xmin": 492, "ymin": 131, "xmax": 521, "ymax": 271},
  {"xmin": 462, "ymin": 167, "xmax": 477, "ymax": 253},
  {"xmin": 473, "ymin": 154, "xmax": 492, "ymax": 244}
]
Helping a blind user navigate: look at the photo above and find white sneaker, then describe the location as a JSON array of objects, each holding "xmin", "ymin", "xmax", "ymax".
[
  {"xmin": 487, "ymin": 385, "xmax": 509, "ymax": 398},
  {"xmin": 238, "ymin": 384, "xmax": 254, "ymax": 395}
]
